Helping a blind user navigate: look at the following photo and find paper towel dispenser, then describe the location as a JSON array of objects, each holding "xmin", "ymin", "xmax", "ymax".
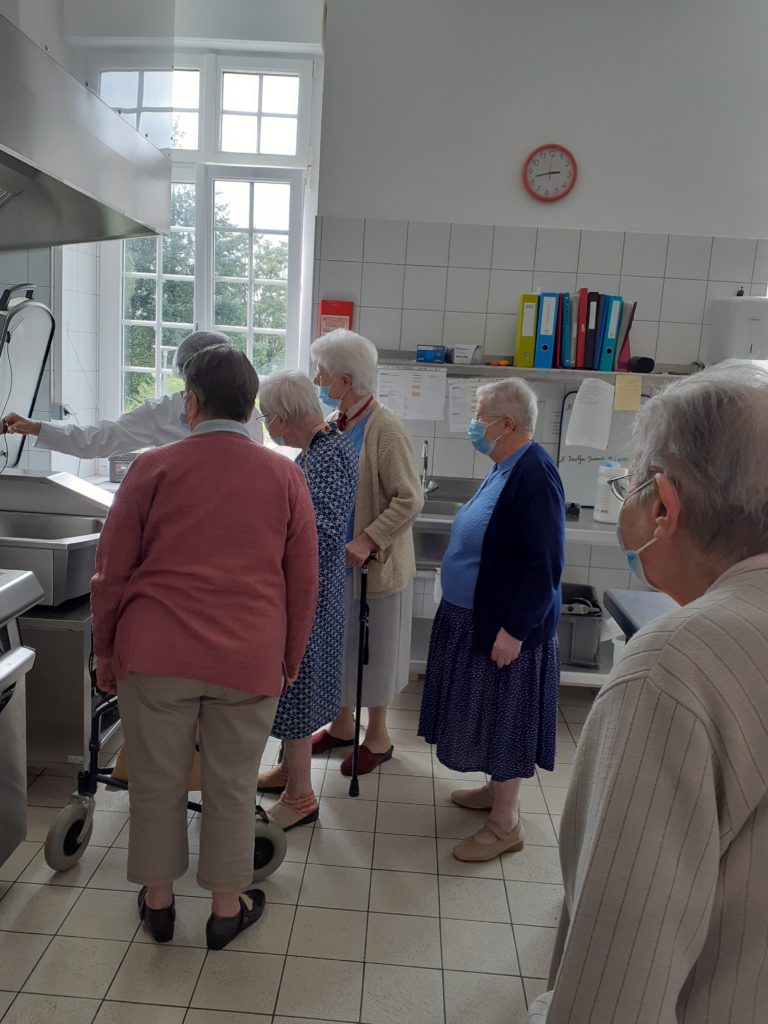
[{"xmin": 704, "ymin": 297, "xmax": 768, "ymax": 364}]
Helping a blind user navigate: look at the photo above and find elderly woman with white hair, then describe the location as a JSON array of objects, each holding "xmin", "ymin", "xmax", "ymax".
[
  {"xmin": 309, "ymin": 329, "xmax": 423, "ymax": 775},
  {"xmin": 255, "ymin": 370, "xmax": 358, "ymax": 828},
  {"xmin": 419, "ymin": 378, "xmax": 565, "ymax": 862},
  {"xmin": 528, "ymin": 360, "xmax": 768, "ymax": 1024}
]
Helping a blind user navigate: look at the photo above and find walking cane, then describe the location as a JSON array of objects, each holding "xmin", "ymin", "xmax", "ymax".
[{"xmin": 349, "ymin": 554, "xmax": 374, "ymax": 797}]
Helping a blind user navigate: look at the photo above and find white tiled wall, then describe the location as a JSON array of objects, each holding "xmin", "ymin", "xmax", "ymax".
[{"xmin": 51, "ymin": 243, "xmax": 99, "ymax": 478}]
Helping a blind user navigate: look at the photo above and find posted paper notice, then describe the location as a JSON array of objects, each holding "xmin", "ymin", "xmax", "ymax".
[{"xmin": 565, "ymin": 378, "xmax": 615, "ymax": 450}]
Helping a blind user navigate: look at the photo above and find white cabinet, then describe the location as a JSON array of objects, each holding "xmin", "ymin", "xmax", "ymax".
[{"xmin": 705, "ymin": 298, "xmax": 768, "ymax": 363}]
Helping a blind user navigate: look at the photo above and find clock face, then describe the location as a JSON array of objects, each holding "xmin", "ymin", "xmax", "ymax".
[{"xmin": 523, "ymin": 145, "xmax": 577, "ymax": 202}]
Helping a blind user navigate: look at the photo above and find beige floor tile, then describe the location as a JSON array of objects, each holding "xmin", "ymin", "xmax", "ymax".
[
  {"xmin": 431, "ymin": 760, "xmax": 486, "ymax": 783},
  {"xmin": 550, "ymin": 814, "xmax": 562, "ymax": 837},
  {"xmin": 18, "ymin": 846, "xmax": 107, "ymax": 888},
  {"xmin": 0, "ymin": 883, "xmax": 81, "ymax": 934},
  {"xmin": 542, "ymin": 788, "xmax": 568, "ymax": 816},
  {"xmin": 387, "ymin": 709, "xmax": 420, "ymax": 731},
  {"xmin": 435, "ymin": 805, "xmax": 486, "ymax": 840},
  {"xmin": 519, "ymin": 787, "xmax": 549, "ymax": 814},
  {"xmin": 372, "ymin": 833, "xmax": 437, "ymax": 874},
  {"xmin": 361, "ymin": 963, "xmax": 443, "ymax": 1024},
  {"xmin": 298, "ymin": 864, "xmax": 370, "ymax": 911},
  {"xmin": 0, "ymin": 930, "xmax": 51, "ymax": 989},
  {"xmin": 0, "ymin": 993, "xmax": 13, "ymax": 1017},
  {"xmin": 389, "ymin": 729, "xmax": 432, "ymax": 753},
  {"xmin": 559, "ymin": 704, "xmax": 591, "ymax": 725},
  {"xmin": 259, "ymin": 859, "xmax": 305, "ymax": 905},
  {"xmin": 523, "ymin": 977, "xmax": 549, "ymax": 1008},
  {"xmin": 441, "ymin": 917, "xmax": 519, "ymax": 975},
  {"xmin": 90, "ymin": 812, "xmax": 129, "ymax": 848},
  {"xmin": 444, "ymin": 970, "xmax": 527, "ymax": 1024},
  {"xmin": 555, "ymin": 740, "xmax": 578, "ymax": 764},
  {"xmin": 277, "ymin": 955, "xmax": 364, "ymax": 1021},
  {"xmin": 58, "ymin": 889, "xmax": 140, "ymax": 941},
  {"xmin": 86, "ymin": 848, "xmax": 137, "ymax": 893},
  {"xmin": 567, "ymin": 724, "xmax": 583, "ymax": 743},
  {"xmin": 93, "ymin": 787, "xmax": 131, "ymax": 813},
  {"xmin": 191, "ymin": 950, "xmax": 283, "ymax": 1014},
  {"xmin": 433, "ymin": 778, "xmax": 482, "ymax": 807},
  {"xmin": 537, "ymin": 764, "xmax": 574, "ymax": 788},
  {"xmin": 23, "ymin": 935, "xmax": 128, "ymax": 999},
  {"xmin": 308, "ymin": 828, "xmax": 374, "ymax": 869},
  {"xmin": 513, "ymin": 924, "xmax": 557, "ymax": 979},
  {"xmin": 23, "ymin": 807, "xmax": 60, "ymax": 843},
  {"xmin": 365, "ymin": 912, "xmax": 441, "ymax": 969},
  {"xmin": 506, "ymin": 881, "xmax": 564, "ymax": 928},
  {"xmin": 390, "ymin": 690, "xmax": 422, "ymax": 711},
  {"xmin": 439, "ymin": 875, "xmax": 510, "ymax": 923},
  {"xmin": 322, "ymin": 767, "xmax": 379, "ymax": 800},
  {"xmin": 288, "ymin": 906, "xmax": 367, "ymax": 961},
  {"xmin": 110, "ymin": 821, "xmax": 129, "ymax": 851},
  {"xmin": 378, "ymin": 775, "xmax": 434, "ymax": 805},
  {"xmin": 501, "ymin": 846, "xmax": 561, "ymax": 885},
  {"xmin": 1, "ymin": 992, "xmax": 100, "ymax": 1024},
  {"xmin": 185, "ymin": 1012, "xmax": 270, "ymax": 1024},
  {"xmin": 435, "ymin": 838, "xmax": 503, "ymax": 879},
  {"xmin": 94, "ymin": 1003, "xmax": 186, "ymax": 1024},
  {"xmin": 283, "ymin": 823, "xmax": 314, "ymax": 862},
  {"xmin": 317, "ymin": 796, "xmax": 377, "ymax": 833},
  {"xmin": 375, "ymin": 802, "xmax": 435, "ymax": 837},
  {"xmin": 107, "ymin": 943, "xmax": 206, "ymax": 1006},
  {"xmin": 380, "ymin": 750, "xmax": 432, "ymax": 777},
  {"xmin": 25, "ymin": 777, "xmax": 76, "ymax": 808},
  {"xmin": 369, "ymin": 870, "xmax": 438, "ymax": 917},
  {"xmin": 521, "ymin": 813, "xmax": 558, "ymax": 847},
  {"xmin": 274, "ymin": 1019, "xmax": 357, "ymax": 1024},
  {"xmin": 0, "ymin": 843, "xmax": 42, "ymax": 883}
]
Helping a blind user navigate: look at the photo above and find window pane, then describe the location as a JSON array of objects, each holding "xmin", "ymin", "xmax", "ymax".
[
  {"xmin": 172, "ymin": 184, "xmax": 196, "ymax": 228},
  {"xmin": 162, "ymin": 279, "xmax": 194, "ymax": 324},
  {"xmin": 123, "ymin": 371, "xmax": 156, "ymax": 411},
  {"xmin": 120, "ymin": 112, "xmax": 137, "ymax": 128},
  {"xmin": 260, "ymin": 117, "xmax": 297, "ymax": 156},
  {"xmin": 143, "ymin": 70, "xmax": 173, "ymax": 107},
  {"xmin": 222, "ymin": 72, "xmax": 260, "ymax": 112},
  {"xmin": 172, "ymin": 70, "xmax": 200, "ymax": 108},
  {"xmin": 216, "ymin": 330, "xmax": 248, "ymax": 354},
  {"xmin": 262, "ymin": 75, "xmax": 299, "ymax": 115},
  {"xmin": 160, "ymin": 372, "xmax": 184, "ymax": 396},
  {"xmin": 253, "ymin": 234, "xmax": 289, "ymax": 281},
  {"xmin": 221, "ymin": 113, "xmax": 258, "ymax": 153},
  {"xmin": 170, "ymin": 112, "xmax": 199, "ymax": 150},
  {"xmin": 252, "ymin": 334, "xmax": 285, "ymax": 375},
  {"xmin": 163, "ymin": 230, "xmax": 195, "ymax": 276},
  {"xmin": 253, "ymin": 285, "xmax": 287, "ymax": 330},
  {"xmin": 252, "ymin": 182, "xmax": 290, "ymax": 232},
  {"xmin": 124, "ymin": 278, "xmax": 156, "ymax": 320},
  {"xmin": 124, "ymin": 237, "xmax": 157, "ymax": 274},
  {"xmin": 139, "ymin": 110, "xmax": 174, "ymax": 149},
  {"xmin": 100, "ymin": 70, "xmax": 139, "ymax": 108},
  {"xmin": 215, "ymin": 181, "xmax": 250, "ymax": 229},
  {"xmin": 215, "ymin": 282, "xmax": 248, "ymax": 327},
  {"xmin": 124, "ymin": 325, "xmax": 155, "ymax": 367},
  {"xmin": 215, "ymin": 232, "xmax": 249, "ymax": 279},
  {"xmin": 161, "ymin": 328, "xmax": 189, "ymax": 369}
]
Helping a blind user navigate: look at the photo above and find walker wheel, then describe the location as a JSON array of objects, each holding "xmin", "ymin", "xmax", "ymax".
[
  {"xmin": 252, "ymin": 815, "xmax": 288, "ymax": 882},
  {"xmin": 44, "ymin": 800, "xmax": 94, "ymax": 872}
]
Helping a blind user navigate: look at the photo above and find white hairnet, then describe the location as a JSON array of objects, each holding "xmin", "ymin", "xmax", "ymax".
[{"xmin": 173, "ymin": 330, "xmax": 232, "ymax": 375}]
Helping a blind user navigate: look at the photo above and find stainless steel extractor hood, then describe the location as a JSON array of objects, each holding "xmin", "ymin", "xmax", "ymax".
[{"xmin": 0, "ymin": 14, "xmax": 170, "ymax": 250}]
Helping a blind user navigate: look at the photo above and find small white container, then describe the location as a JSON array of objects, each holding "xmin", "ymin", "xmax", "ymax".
[{"xmin": 593, "ymin": 460, "xmax": 627, "ymax": 524}]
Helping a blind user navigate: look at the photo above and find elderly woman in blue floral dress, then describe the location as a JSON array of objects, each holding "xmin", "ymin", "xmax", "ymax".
[
  {"xmin": 419, "ymin": 378, "xmax": 565, "ymax": 862},
  {"xmin": 256, "ymin": 370, "xmax": 358, "ymax": 829}
]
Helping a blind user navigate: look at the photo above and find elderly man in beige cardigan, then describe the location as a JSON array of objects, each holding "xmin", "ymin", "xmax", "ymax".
[
  {"xmin": 529, "ymin": 360, "xmax": 768, "ymax": 1023},
  {"xmin": 308, "ymin": 329, "xmax": 423, "ymax": 775}
]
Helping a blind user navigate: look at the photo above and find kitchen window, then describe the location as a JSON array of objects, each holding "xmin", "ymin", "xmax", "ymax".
[{"xmin": 100, "ymin": 69, "xmax": 201, "ymax": 151}]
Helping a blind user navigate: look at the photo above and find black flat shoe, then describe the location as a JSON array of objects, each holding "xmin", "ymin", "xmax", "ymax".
[
  {"xmin": 138, "ymin": 886, "xmax": 175, "ymax": 943},
  {"xmin": 206, "ymin": 888, "xmax": 266, "ymax": 950}
]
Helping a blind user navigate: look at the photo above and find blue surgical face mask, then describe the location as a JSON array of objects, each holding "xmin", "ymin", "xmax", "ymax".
[
  {"xmin": 317, "ymin": 384, "xmax": 339, "ymax": 408},
  {"xmin": 616, "ymin": 485, "xmax": 659, "ymax": 587},
  {"xmin": 467, "ymin": 417, "xmax": 502, "ymax": 456}
]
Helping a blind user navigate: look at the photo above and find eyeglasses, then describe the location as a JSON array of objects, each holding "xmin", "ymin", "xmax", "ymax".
[{"xmin": 609, "ymin": 472, "xmax": 656, "ymax": 503}]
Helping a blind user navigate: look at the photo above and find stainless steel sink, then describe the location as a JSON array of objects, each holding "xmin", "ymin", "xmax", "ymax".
[
  {"xmin": 0, "ymin": 512, "xmax": 102, "ymax": 541},
  {"xmin": 419, "ymin": 499, "xmax": 464, "ymax": 517},
  {"xmin": 414, "ymin": 495, "xmax": 464, "ymax": 567}
]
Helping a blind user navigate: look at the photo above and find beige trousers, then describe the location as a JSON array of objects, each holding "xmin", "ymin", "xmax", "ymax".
[{"xmin": 117, "ymin": 672, "xmax": 277, "ymax": 892}]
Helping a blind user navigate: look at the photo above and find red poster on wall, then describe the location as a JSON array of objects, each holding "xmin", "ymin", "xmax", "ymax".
[{"xmin": 318, "ymin": 299, "xmax": 354, "ymax": 335}]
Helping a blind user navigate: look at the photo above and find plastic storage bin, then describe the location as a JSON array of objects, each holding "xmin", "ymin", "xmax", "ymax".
[{"xmin": 557, "ymin": 583, "xmax": 602, "ymax": 667}]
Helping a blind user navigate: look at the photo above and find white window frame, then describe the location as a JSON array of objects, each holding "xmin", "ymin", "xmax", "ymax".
[{"xmin": 196, "ymin": 164, "xmax": 304, "ymax": 372}]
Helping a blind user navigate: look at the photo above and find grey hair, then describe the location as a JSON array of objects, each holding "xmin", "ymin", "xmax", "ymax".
[
  {"xmin": 630, "ymin": 359, "xmax": 768, "ymax": 559},
  {"xmin": 259, "ymin": 369, "xmax": 323, "ymax": 422},
  {"xmin": 174, "ymin": 330, "xmax": 231, "ymax": 375},
  {"xmin": 310, "ymin": 329, "xmax": 378, "ymax": 395},
  {"xmin": 475, "ymin": 378, "xmax": 538, "ymax": 434}
]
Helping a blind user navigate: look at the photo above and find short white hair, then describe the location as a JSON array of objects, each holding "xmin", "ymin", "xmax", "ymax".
[
  {"xmin": 310, "ymin": 329, "xmax": 378, "ymax": 395},
  {"xmin": 259, "ymin": 369, "xmax": 323, "ymax": 421},
  {"xmin": 631, "ymin": 359, "xmax": 768, "ymax": 559},
  {"xmin": 475, "ymin": 378, "xmax": 538, "ymax": 434}
]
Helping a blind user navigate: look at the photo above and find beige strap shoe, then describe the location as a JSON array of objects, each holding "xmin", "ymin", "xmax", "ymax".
[
  {"xmin": 450, "ymin": 785, "xmax": 493, "ymax": 810},
  {"xmin": 452, "ymin": 818, "xmax": 524, "ymax": 862},
  {"xmin": 257, "ymin": 765, "xmax": 288, "ymax": 793},
  {"xmin": 266, "ymin": 795, "xmax": 319, "ymax": 831}
]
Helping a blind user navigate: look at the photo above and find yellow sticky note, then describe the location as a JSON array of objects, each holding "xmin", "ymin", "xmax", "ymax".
[{"xmin": 613, "ymin": 374, "xmax": 643, "ymax": 412}]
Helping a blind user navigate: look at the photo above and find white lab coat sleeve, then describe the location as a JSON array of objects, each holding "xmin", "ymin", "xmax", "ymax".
[{"xmin": 34, "ymin": 394, "xmax": 186, "ymax": 458}]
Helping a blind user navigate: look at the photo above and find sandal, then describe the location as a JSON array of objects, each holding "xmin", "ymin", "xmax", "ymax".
[
  {"xmin": 206, "ymin": 888, "xmax": 266, "ymax": 950},
  {"xmin": 137, "ymin": 887, "xmax": 175, "ymax": 943},
  {"xmin": 311, "ymin": 728, "xmax": 354, "ymax": 754},
  {"xmin": 453, "ymin": 818, "xmax": 525, "ymax": 862},
  {"xmin": 257, "ymin": 764, "xmax": 289, "ymax": 793},
  {"xmin": 267, "ymin": 794, "xmax": 320, "ymax": 831}
]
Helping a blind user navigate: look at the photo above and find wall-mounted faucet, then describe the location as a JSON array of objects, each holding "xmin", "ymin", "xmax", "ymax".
[{"xmin": 421, "ymin": 440, "xmax": 439, "ymax": 498}]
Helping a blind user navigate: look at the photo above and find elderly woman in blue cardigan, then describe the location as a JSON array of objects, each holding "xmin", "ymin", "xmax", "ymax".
[{"xmin": 419, "ymin": 378, "xmax": 565, "ymax": 862}]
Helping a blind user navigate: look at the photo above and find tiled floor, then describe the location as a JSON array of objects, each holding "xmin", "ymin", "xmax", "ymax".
[{"xmin": 0, "ymin": 680, "xmax": 595, "ymax": 1024}]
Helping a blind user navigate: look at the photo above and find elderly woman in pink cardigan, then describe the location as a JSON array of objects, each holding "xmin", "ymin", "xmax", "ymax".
[{"xmin": 91, "ymin": 346, "xmax": 318, "ymax": 951}]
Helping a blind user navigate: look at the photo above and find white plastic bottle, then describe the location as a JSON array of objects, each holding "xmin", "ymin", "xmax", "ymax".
[{"xmin": 593, "ymin": 459, "xmax": 626, "ymax": 524}]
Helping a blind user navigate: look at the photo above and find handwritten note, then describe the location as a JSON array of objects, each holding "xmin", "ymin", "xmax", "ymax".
[
  {"xmin": 613, "ymin": 374, "xmax": 643, "ymax": 412},
  {"xmin": 564, "ymin": 378, "xmax": 615, "ymax": 450}
]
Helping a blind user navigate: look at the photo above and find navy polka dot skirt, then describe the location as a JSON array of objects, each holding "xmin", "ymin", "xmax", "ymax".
[{"xmin": 418, "ymin": 600, "xmax": 560, "ymax": 780}]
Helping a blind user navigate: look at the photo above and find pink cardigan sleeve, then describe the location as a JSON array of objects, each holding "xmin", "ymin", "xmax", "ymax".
[
  {"xmin": 90, "ymin": 467, "xmax": 147, "ymax": 659},
  {"xmin": 282, "ymin": 469, "xmax": 320, "ymax": 680}
]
